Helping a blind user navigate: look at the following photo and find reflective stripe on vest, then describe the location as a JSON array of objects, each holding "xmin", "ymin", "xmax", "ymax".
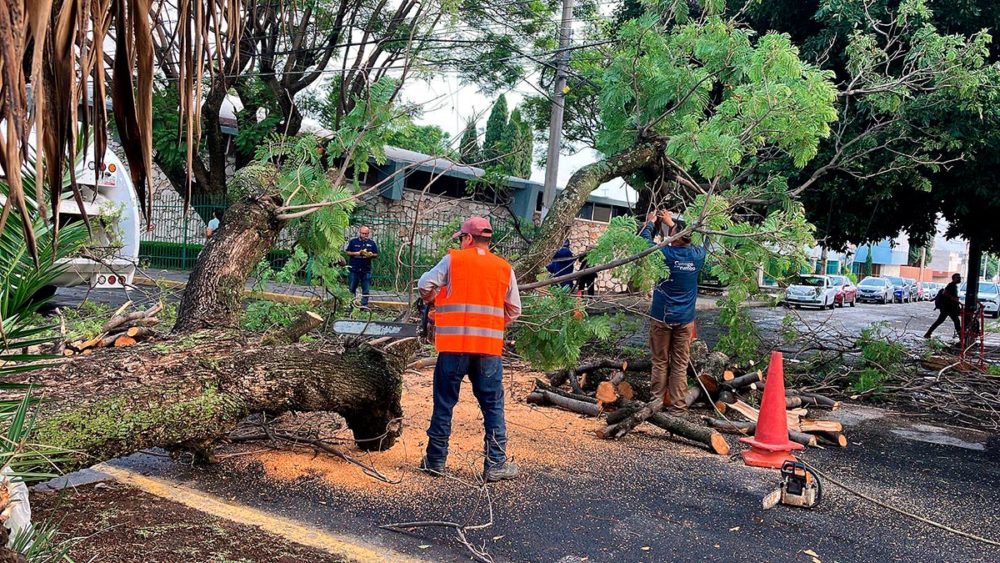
[{"xmin": 434, "ymin": 247, "xmax": 512, "ymax": 356}]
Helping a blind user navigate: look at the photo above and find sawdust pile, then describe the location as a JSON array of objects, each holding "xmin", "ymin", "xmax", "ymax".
[{"xmin": 225, "ymin": 364, "xmax": 647, "ymax": 495}]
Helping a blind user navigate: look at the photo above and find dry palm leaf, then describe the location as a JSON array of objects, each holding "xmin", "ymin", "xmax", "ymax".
[{"xmin": 0, "ymin": 0, "xmax": 242, "ymax": 263}]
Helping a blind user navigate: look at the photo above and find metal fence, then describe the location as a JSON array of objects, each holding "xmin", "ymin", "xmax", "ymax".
[{"xmin": 139, "ymin": 194, "xmax": 529, "ymax": 292}]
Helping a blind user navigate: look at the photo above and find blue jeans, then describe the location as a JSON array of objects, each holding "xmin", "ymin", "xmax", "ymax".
[
  {"xmin": 426, "ymin": 352, "xmax": 507, "ymax": 471},
  {"xmin": 347, "ymin": 270, "xmax": 371, "ymax": 306}
]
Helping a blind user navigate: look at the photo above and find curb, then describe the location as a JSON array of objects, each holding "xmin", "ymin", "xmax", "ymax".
[
  {"xmin": 135, "ymin": 276, "xmax": 322, "ymax": 305},
  {"xmin": 92, "ymin": 463, "xmax": 425, "ymax": 563}
]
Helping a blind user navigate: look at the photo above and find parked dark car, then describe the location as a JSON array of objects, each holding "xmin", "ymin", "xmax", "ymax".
[
  {"xmin": 887, "ymin": 276, "xmax": 913, "ymax": 303},
  {"xmin": 829, "ymin": 275, "xmax": 858, "ymax": 307}
]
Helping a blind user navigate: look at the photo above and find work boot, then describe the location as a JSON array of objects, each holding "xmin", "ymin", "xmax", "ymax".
[
  {"xmin": 484, "ymin": 461, "xmax": 519, "ymax": 482},
  {"xmin": 923, "ymin": 332, "xmax": 932, "ymax": 339},
  {"xmin": 418, "ymin": 457, "xmax": 445, "ymax": 477}
]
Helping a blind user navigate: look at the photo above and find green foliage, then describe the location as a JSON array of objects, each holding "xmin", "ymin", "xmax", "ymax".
[
  {"xmin": 482, "ymin": 95, "xmax": 509, "ymax": 164},
  {"xmin": 598, "ymin": 14, "xmax": 838, "ymax": 179},
  {"xmin": 907, "ymin": 244, "xmax": 933, "ymax": 267},
  {"xmin": 386, "ymin": 123, "xmax": 455, "ymax": 158},
  {"xmin": 254, "ymin": 133, "xmax": 356, "ymax": 276},
  {"xmin": 588, "ymin": 216, "xmax": 669, "ymax": 291},
  {"xmin": 234, "ymin": 78, "xmax": 283, "ymax": 161},
  {"xmin": 850, "ymin": 368, "xmax": 887, "ymax": 394},
  {"xmin": 459, "ymin": 120, "xmax": 481, "ymax": 165},
  {"xmin": 987, "ymin": 364, "xmax": 1000, "ymax": 377},
  {"xmin": 858, "ymin": 322, "xmax": 907, "ymax": 369},
  {"xmin": 862, "ymin": 249, "xmax": 874, "ymax": 277},
  {"xmin": 514, "ymin": 287, "xmax": 612, "ymax": 370},
  {"xmin": 241, "ymin": 301, "xmax": 318, "ymax": 333},
  {"xmin": 715, "ymin": 295, "xmax": 761, "ymax": 365}
]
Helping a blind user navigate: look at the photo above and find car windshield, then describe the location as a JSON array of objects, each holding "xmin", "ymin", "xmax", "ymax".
[
  {"xmin": 858, "ymin": 278, "xmax": 884, "ymax": 287},
  {"xmin": 887, "ymin": 277, "xmax": 904, "ymax": 286},
  {"xmin": 796, "ymin": 276, "xmax": 826, "ymax": 287},
  {"xmin": 829, "ymin": 276, "xmax": 846, "ymax": 285},
  {"xmin": 981, "ymin": 284, "xmax": 999, "ymax": 295}
]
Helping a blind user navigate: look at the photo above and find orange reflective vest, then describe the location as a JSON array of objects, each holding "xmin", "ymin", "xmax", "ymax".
[{"xmin": 434, "ymin": 247, "xmax": 512, "ymax": 356}]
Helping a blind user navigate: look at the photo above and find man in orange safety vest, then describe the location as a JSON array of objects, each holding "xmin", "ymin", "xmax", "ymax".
[{"xmin": 417, "ymin": 216, "xmax": 522, "ymax": 482}]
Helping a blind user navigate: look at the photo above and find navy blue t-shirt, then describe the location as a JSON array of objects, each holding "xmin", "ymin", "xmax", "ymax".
[
  {"xmin": 640, "ymin": 223, "xmax": 706, "ymax": 325},
  {"xmin": 345, "ymin": 237, "xmax": 379, "ymax": 273}
]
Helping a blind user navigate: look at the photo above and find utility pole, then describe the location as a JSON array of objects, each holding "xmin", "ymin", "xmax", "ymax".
[
  {"xmin": 541, "ymin": 0, "xmax": 574, "ymax": 218},
  {"xmin": 919, "ymin": 247, "xmax": 926, "ymax": 283}
]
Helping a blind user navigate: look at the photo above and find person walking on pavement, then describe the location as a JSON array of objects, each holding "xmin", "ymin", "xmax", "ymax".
[
  {"xmin": 925, "ymin": 273, "xmax": 963, "ymax": 339},
  {"xmin": 641, "ymin": 209, "xmax": 706, "ymax": 413},
  {"xmin": 547, "ymin": 240, "xmax": 576, "ymax": 288},
  {"xmin": 417, "ymin": 216, "xmax": 522, "ymax": 482},
  {"xmin": 344, "ymin": 226, "xmax": 379, "ymax": 308}
]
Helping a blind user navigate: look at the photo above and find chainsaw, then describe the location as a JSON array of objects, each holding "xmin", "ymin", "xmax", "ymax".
[
  {"xmin": 762, "ymin": 459, "xmax": 822, "ymax": 510},
  {"xmin": 332, "ymin": 300, "xmax": 432, "ymax": 340}
]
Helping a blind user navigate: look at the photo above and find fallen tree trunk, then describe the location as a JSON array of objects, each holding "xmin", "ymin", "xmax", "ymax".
[
  {"xmin": 596, "ymin": 398, "xmax": 662, "ymax": 439},
  {"xmin": 547, "ymin": 358, "xmax": 652, "ymax": 387},
  {"xmin": 647, "ymin": 413, "xmax": 730, "ymax": 455},
  {"xmin": 13, "ymin": 335, "xmax": 404, "ymax": 473},
  {"xmin": 526, "ymin": 390, "xmax": 601, "ymax": 417},
  {"xmin": 721, "ymin": 371, "xmax": 762, "ymax": 391}
]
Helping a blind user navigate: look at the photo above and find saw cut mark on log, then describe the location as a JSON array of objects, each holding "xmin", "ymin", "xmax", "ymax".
[
  {"xmin": 721, "ymin": 371, "xmax": 762, "ymax": 391},
  {"xmin": 646, "ymin": 412, "xmax": 730, "ymax": 455},
  {"xmin": 723, "ymin": 370, "xmax": 735, "ymax": 381},
  {"xmin": 729, "ymin": 400, "xmax": 843, "ymax": 434},
  {"xmin": 113, "ymin": 336, "xmax": 137, "ymax": 348},
  {"xmin": 596, "ymin": 381, "xmax": 619, "ymax": 405}
]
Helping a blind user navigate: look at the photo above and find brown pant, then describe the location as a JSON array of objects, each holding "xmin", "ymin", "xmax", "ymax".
[{"xmin": 649, "ymin": 320, "xmax": 694, "ymax": 411}]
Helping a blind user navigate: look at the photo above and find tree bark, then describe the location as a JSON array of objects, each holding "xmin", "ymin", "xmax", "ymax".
[
  {"xmin": 14, "ymin": 337, "xmax": 404, "ymax": 473},
  {"xmin": 701, "ymin": 418, "xmax": 818, "ymax": 448},
  {"xmin": 526, "ymin": 391, "xmax": 601, "ymax": 417},
  {"xmin": 647, "ymin": 413, "xmax": 730, "ymax": 455},
  {"xmin": 515, "ymin": 144, "xmax": 660, "ymax": 282},
  {"xmin": 173, "ymin": 164, "xmax": 284, "ymax": 333}
]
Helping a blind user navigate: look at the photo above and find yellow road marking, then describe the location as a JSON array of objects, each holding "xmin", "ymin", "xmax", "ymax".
[{"xmin": 92, "ymin": 463, "xmax": 425, "ymax": 563}]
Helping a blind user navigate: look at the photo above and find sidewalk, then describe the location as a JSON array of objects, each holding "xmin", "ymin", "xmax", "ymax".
[
  {"xmin": 135, "ymin": 268, "xmax": 412, "ymax": 306},
  {"xmin": 136, "ymin": 268, "xmax": 776, "ymax": 310}
]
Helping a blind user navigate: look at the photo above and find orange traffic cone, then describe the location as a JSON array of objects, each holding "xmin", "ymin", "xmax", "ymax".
[{"xmin": 739, "ymin": 351, "xmax": 803, "ymax": 468}]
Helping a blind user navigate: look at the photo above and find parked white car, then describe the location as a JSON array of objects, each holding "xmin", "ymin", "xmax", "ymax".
[
  {"xmin": 959, "ymin": 282, "xmax": 1000, "ymax": 318},
  {"xmin": 856, "ymin": 276, "xmax": 894, "ymax": 304},
  {"xmin": 785, "ymin": 275, "xmax": 839, "ymax": 310}
]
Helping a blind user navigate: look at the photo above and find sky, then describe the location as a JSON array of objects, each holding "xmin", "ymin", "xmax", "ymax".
[{"xmin": 401, "ymin": 72, "xmax": 638, "ymax": 205}]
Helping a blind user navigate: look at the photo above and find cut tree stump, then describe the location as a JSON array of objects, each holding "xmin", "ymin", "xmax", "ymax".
[
  {"xmin": 113, "ymin": 336, "xmax": 137, "ymax": 348},
  {"xmin": 11, "ymin": 337, "xmax": 406, "ymax": 472}
]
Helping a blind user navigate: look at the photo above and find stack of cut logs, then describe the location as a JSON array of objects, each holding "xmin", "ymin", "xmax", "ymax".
[
  {"xmin": 60, "ymin": 302, "xmax": 163, "ymax": 356},
  {"xmin": 526, "ymin": 340, "xmax": 845, "ymax": 456}
]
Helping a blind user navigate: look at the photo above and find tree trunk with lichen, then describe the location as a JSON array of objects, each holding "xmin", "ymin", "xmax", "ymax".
[
  {"xmin": 514, "ymin": 144, "xmax": 660, "ymax": 282},
  {"xmin": 20, "ymin": 337, "xmax": 403, "ymax": 473},
  {"xmin": 12, "ymin": 163, "xmax": 407, "ymax": 474},
  {"xmin": 174, "ymin": 163, "xmax": 284, "ymax": 332}
]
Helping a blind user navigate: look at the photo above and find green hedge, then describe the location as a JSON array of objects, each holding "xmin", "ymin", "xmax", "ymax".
[{"xmin": 139, "ymin": 241, "xmax": 293, "ymax": 271}]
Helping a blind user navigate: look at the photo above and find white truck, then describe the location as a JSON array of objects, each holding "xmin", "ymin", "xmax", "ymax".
[{"xmin": 1, "ymin": 144, "xmax": 141, "ymax": 293}]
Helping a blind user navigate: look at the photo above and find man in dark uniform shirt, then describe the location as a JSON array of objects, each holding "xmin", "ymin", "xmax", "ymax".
[{"xmin": 344, "ymin": 226, "xmax": 379, "ymax": 308}]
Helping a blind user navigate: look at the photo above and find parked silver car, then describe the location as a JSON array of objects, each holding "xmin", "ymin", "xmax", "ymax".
[
  {"xmin": 959, "ymin": 282, "xmax": 1000, "ymax": 318},
  {"xmin": 856, "ymin": 276, "xmax": 893, "ymax": 304}
]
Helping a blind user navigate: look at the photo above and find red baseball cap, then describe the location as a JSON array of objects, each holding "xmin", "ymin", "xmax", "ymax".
[{"xmin": 453, "ymin": 216, "xmax": 493, "ymax": 239}]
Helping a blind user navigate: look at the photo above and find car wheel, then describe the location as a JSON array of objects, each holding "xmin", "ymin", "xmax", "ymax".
[
  {"xmin": 850, "ymin": 297, "xmax": 856, "ymax": 307},
  {"xmin": 993, "ymin": 311, "xmax": 999, "ymax": 319},
  {"xmin": 795, "ymin": 305, "xmax": 801, "ymax": 309}
]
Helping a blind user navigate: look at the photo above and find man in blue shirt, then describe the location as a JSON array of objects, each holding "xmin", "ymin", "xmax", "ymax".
[
  {"xmin": 546, "ymin": 240, "xmax": 575, "ymax": 288},
  {"xmin": 640, "ymin": 210, "xmax": 706, "ymax": 413},
  {"xmin": 344, "ymin": 226, "xmax": 379, "ymax": 308}
]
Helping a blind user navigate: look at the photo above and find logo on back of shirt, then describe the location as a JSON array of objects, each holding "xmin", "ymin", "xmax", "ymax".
[{"xmin": 673, "ymin": 260, "xmax": 697, "ymax": 272}]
